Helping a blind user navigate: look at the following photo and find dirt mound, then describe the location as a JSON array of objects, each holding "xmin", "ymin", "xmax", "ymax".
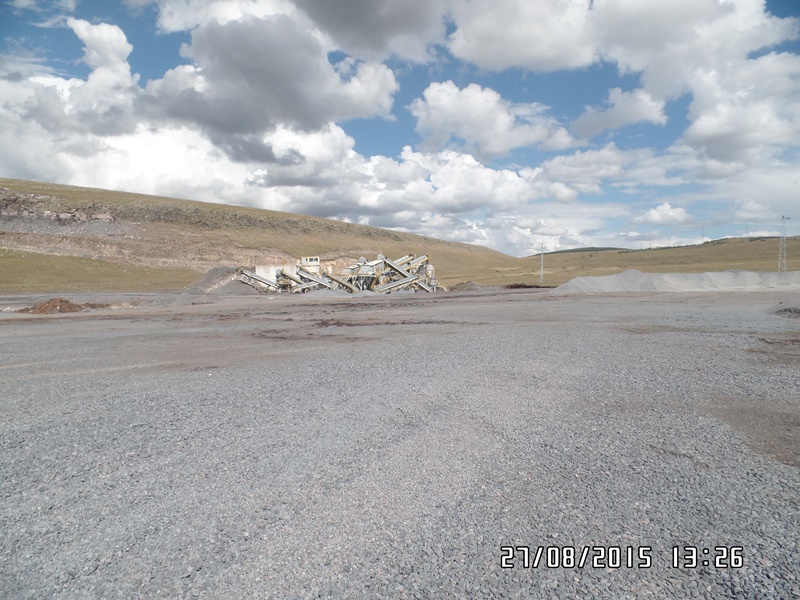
[
  {"xmin": 23, "ymin": 298, "xmax": 85, "ymax": 314},
  {"xmin": 14, "ymin": 298, "xmax": 114, "ymax": 314}
]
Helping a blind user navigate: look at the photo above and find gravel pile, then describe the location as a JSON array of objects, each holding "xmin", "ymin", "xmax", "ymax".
[
  {"xmin": 450, "ymin": 280, "xmax": 484, "ymax": 291},
  {"xmin": 553, "ymin": 269, "xmax": 800, "ymax": 294},
  {"xmin": 182, "ymin": 266, "xmax": 238, "ymax": 294},
  {"xmin": 1, "ymin": 289, "xmax": 798, "ymax": 598}
]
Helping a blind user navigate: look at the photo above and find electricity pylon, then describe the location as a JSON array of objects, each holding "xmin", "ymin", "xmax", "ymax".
[
  {"xmin": 778, "ymin": 216, "xmax": 790, "ymax": 272},
  {"xmin": 539, "ymin": 242, "xmax": 544, "ymax": 285}
]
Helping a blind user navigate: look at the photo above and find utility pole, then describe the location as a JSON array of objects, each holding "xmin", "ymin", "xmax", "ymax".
[
  {"xmin": 778, "ymin": 216, "xmax": 790, "ymax": 272},
  {"xmin": 539, "ymin": 242, "xmax": 545, "ymax": 285}
]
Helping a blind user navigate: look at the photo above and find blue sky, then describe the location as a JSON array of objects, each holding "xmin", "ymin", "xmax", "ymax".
[{"xmin": 1, "ymin": 0, "xmax": 799, "ymax": 256}]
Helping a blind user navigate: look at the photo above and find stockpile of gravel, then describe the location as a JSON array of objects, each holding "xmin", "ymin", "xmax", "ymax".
[
  {"xmin": 182, "ymin": 266, "xmax": 238, "ymax": 293},
  {"xmin": 450, "ymin": 280, "xmax": 484, "ymax": 291},
  {"xmin": 553, "ymin": 269, "xmax": 800, "ymax": 294}
]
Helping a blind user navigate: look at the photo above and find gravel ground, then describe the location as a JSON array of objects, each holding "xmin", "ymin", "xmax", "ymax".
[{"xmin": 1, "ymin": 288, "xmax": 799, "ymax": 599}]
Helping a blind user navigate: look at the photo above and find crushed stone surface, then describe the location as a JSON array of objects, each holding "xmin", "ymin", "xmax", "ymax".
[{"xmin": 1, "ymin": 288, "xmax": 799, "ymax": 598}]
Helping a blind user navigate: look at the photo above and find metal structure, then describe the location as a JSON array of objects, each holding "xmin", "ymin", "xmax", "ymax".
[
  {"xmin": 236, "ymin": 253, "xmax": 444, "ymax": 294},
  {"xmin": 778, "ymin": 216, "xmax": 789, "ymax": 272},
  {"xmin": 539, "ymin": 242, "xmax": 544, "ymax": 285}
]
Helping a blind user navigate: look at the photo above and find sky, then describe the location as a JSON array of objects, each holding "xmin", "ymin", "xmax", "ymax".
[{"xmin": 1, "ymin": 0, "xmax": 799, "ymax": 257}]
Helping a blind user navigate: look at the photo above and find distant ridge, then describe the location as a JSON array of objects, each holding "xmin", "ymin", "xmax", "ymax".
[
  {"xmin": 545, "ymin": 246, "xmax": 624, "ymax": 255},
  {"xmin": 0, "ymin": 178, "xmax": 512, "ymax": 291},
  {"xmin": 1, "ymin": 178, "xmax": 798, "ymax": 293}
]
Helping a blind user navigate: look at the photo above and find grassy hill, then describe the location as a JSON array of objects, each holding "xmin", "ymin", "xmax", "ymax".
[
  {"xmin": 1, "ymin": 177, "xmax": 796, "ymax": 293},
  {"xmin": 0, "ymin": 178, "xmax": 512, "ymax": 293},
  {"xmin": 523, "ymin": 237, "xmax": 800, "ymax": 286}
]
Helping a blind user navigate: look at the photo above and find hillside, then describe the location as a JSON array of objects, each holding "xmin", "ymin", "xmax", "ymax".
[
  {"xmin": 1, "ymin": 178, "xmax": 797, "ymax": 293},
  {"xmin": 523, "ymin": 237, "xmax": 800, "ymax": 286},
  {"xmin": 0, "ymin": 178, "xmax": 512, "ymax": 292}
]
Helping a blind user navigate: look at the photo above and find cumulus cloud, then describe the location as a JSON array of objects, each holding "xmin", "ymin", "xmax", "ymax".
[
  {"xmin": 292, "ymin": 0, "xmax": 450, "ymax": 61},
  {"xmin": 142, "ymin": 15, "xmax": 396, "ymax": 138},
  {"xmin": 590, "ymin": 0, "xmax": 798, "ymax": 96},
  {"xmin": 123, "ymin": 0, "xmax": 297, "ymax": 32},
  {"xmin": 16, "ymin": 19, "xmax": 140, "ymax": 137},
  {"xmin": 479, "ymin": 201, "xmax": 632, "ymax": 255},
  {"xmin": 712, "ymin": 163, "xmax": 800, "ymax": 220},
  {"xmin": 253, "ymin": 139, "xmax": 547, "ymax": 221},
  {"xmin": 683, "ymin": 99, "xmax": 793, "ymax": 162},
  {"xmin": 634, "ymin": 202, "xmax": 689, "ymax": 225},
  {"xmin": 572, "ymin": 87, "xmax": 667, "ymax": 138},
  {"xmin": 731, "ymin": 199, "xmax": 772, "ymax": 223},
  {"xmin": 68, "ymin": 18, "xmax": 133, "ymax": 71},
  {"xmin": 680, "ymin": 51, "xmax": 800, "ymax": 162},
  {"xmin": 448, "ymin": 0, "xmax": 597, "ymax": 71},
  {"xmin": 237, "ymin": 132, "xmax": 618, "ymax": 255},
  {"xmin": 409, "ymin": 81, "xmax": 575, "ymax": 159},
  {"xmin": 2, "ymin": 0, "xmax": 800, "ymax": 256},
  {"xmin": 592, "ymin": 0, "xmax": 800, "ymax": 165},
  {"xmin": 539, "ymin": 143, "xmax": 632, "ymax": 195}
]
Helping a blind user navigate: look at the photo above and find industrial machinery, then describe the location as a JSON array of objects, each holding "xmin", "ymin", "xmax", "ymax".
[{"xmin": 236, "ymin": 253, "xmax": 443, "ymax": 294}]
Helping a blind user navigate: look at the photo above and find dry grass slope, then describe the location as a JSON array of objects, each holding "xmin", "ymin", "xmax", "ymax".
[
  {"xmin": 519, "ymin": 237, "xmax": 800, "ymax": 287},
  {"xmin": 0, "ymin": 249, "xmax": 199, "ymax": 294},
  {"xmin": 1, "ymin": 177, "xmax": 797, "ymax": 292}
]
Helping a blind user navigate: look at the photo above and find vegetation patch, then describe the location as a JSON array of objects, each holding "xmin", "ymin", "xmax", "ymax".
[{"xmin": 0, "ymin": 249, "xmax": 200, "ymax": 293}]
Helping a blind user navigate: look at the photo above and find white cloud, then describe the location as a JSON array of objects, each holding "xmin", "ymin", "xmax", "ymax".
[
  {"xmin": 478, "ymin": 201, "xmax": 633, "ymax": 255},
  {"xmin": 9, "ymin": 0, "xmax": 76, "ymax": 12},
  {"xmin": 680, "ymin": 51, "xmax": 800, "ymax": 162},
  {"xmin": 130, "ymin": 13, "xmax": 398, "ymax": 165},
  {"xmin": 539, "ymin": 143, "xmax": 632, "ymax": 194},
  {"xmin": 634, "ymin": 202, "xmax": 689, "ymax": 225},
  {"xmin": 713, "ymin": 163, "xmax": 800, "ymax": 220},
  {"xmin": 448, "ymin": 0, "xmax": 597, "ymax": 72},
  {"xmin": 2, "ymin": 0, "xmax": 800, "ymax": 257},
  {"xmin": 292, "ymin": 0, "xmax": 450, "ymax": 61},
  {"xmin": 591, "ymin": 0, "xmax": 800, "ymax": 166},
  {"xmin": 13, "ymin": 19, "xmax": 140, "ymax": 137},
  {"xmin": 572, "ymin": 87, "xmax": 667, "ymax": 138},
  {"xmin": 123, "ymin": 0, "xmax": 297, "ymax": 32},
  {"xmin": 252, "ymin": 139, "xmax": 546, "ymax": 221},
  {"xmin": 683, "ymin": 99, "xmax": 793, "ymax": 162},
  {"xmin": 593, "ymin": 0, "xmax": 798, "ymax": 96},
  {"xmin": 10, "ymin": 0, "xmax": 39, "ymax": 9},
  {"xmin": 409, "ymin": 81, "xmax": 575, "ymax": 159},
  {"xmin": 239, "ymin": 136, "xmax": 605, "ymax": 254},
  {"xmin": 442, "ymin": 0, "xmax": 800, "ymax": 168},
  {"xmin": 67, "ymin": 18, "xmax": 134, "ymax": 75},
  {"xmin": 731, "ymin": 199, "xmax": 771, "ymax": 223}
]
